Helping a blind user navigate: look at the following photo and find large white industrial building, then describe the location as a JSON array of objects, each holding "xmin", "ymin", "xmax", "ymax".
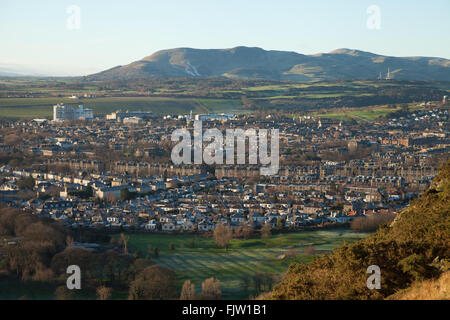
[{"xmin": 53, "ymin": 104, "xmax": 94, "ymax": 121}]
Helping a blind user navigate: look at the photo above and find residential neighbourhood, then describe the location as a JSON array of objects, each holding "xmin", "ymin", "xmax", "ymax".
[{"xmin": 1, "ymin": 104, "xmax": 447, "ymax": 233}]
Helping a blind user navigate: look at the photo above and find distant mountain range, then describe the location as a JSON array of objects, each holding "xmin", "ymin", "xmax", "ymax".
[
  {"xmin": 0, "ymin": 66, "xmax": 49, "ymax": 78},
  {"xmin": 86, "ymin": 47, "xmax": 450, "ymax": 82},
  {"xmin": 0, "ymin": 67, "xmax": 30, "ymax": 77}
]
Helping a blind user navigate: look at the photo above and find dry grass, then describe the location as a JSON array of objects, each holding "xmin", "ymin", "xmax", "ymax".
[{"xmin": 388, "ymin": 272, "xmax": 450, "ymax": 300}]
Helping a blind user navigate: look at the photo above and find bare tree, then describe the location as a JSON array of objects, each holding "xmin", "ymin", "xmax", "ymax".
[
  {"xmin": 180, "ymin": 280, "xmax": 196, "ymax": 300},
  {"xmin": 96, "ymin": 286, "xmax": 112, "ymax": 300},
  {"xmin": 66, "ymin": 235, "xmax": 74, "ymax": 248},
  {"xmin": 234, "ymin": 223, "xmax": 253, "ymax": 239},
  {"xmin": 120, "ymin": 232, "xmax": 130, "ymax": 255},
  {"xmin": 213, "ymin": 224, "xmax": 233, "ymax": 250},
  {"xmin": 128, "ymin": 266, "xmax": 178, "ymax": 300},
  {"xmin": 105, "ymin": 192, "xmax": 118, "ymax": 205},
  {"xmin": 200, "ymin": 277, "xmax": 221, "ymax": 300},
  {"xmin": 261, "ymin": 224, "xmax": 272, "ymax": 239},
  {"xmin": 55, "ymin": 286, "xmax": 73, "ymax": 300}
]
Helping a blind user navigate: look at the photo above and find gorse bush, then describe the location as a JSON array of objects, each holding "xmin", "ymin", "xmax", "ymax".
[{"xmin": 269, "ymin": 161, "xmax": 450, "ymax": 300}]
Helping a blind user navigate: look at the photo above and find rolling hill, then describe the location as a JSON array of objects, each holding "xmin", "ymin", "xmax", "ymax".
[{"xmin": 86, "ymin": 47, "xmax": 450, "ymax": 81}]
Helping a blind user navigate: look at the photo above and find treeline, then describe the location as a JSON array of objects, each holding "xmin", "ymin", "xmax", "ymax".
[
  {"xmin": 267, "ymin": 161, "xmax": 450, "ymax": 300},
  {"xmin": 0, "ymin": 205, "xmax": 239, "ymax": 300},
  {"xmin": 0, "ymin": 206, "xmax": 182, "ymax": 300},
  {"xmin": 350, "ymin": 213, "xmax": 396, "ymax": 232},
  {"xmin": 0, "ymin": 207, "xmax": 108, "ymax": 281}
]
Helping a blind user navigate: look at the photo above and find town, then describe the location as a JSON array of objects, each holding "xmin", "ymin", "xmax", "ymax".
[
  {"xmin": 1, "ymin": 100, "xmax": 448, "ymax": 234},
  {"xmin": 1, "ymin": 0, "xmax": 449, "ymax": 305}
]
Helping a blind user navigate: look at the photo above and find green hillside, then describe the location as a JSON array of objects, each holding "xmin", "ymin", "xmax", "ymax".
[{"xmin": 268, "ymin": 161, "xmax": 450, "ymax": 300}]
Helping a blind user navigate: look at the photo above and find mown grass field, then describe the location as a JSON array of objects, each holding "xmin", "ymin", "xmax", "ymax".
[
  {"xmin": 122, "ymin": 229, "xmax": 369, "ymax": 299},
  {"xmin": 0, "ymin": 97, "xmax": 243, "ymax": 119},
  {"xmin": 314, "ymin": 104, "xmax": 427, "ymax": 122},
  {"xmin": 0, "ymin": 230, "xmax": 368, "ymax": 300}
]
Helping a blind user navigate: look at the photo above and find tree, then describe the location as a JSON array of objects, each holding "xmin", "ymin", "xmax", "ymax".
[
  {"xmin": 234, "ymin": 223, "xmax": 253, "ymax": 239},
  {"xmin": 55, "ymin": 286, "xmax": 73, "ymax": 300},
  {"xmin": 128, "ymin": 266, "xmax": 178, "ymax": 300},
  {"xmin": 276, "ymin": 218, "xmax": 285, "ymax": 230},
  {"xmin": 261, "ymin": 224, "xmax": 272, "ymax": 239},
  {"xmin": 180, "ymin": 280, "xmax": 196, "ymax": 300},
  {"xmin": 213, "ymin": 224, "xmax": 233, "ymax": 250},
  {"xmin": 199, "ymin": 277, "xmax": 221, "ymax": 300},
  {"xmin": 23, "ymin": 221, "xmax": 66, "ymax": 251},
  {"xmin": 96, "ymin": 286, "xmax": 112, "ymax": 300},
  {"xmin": 66, "ymin": 235, "xmax": 74, "ymax": 248},
  {"xmin": 51, "ymin": 247, "xmax": 98, "ymax": 281},
  {"xmin": 120, "ymin": 233, "xmax": 130, "ymax": 255},
  {"xmin": 120, "ymin": 188, "xmax": 131, "ymax": 201},
  {"xmin": 101, "ymin": 249, "xmax": 133, "ymax": 284},
  {"xmin": 32, "ymin": 263, "xmax": 54, "ymax": 282},
  {"xmin": 17, "ymin": 176, "xmax": 35, "ymax": 190},
  {"xmin": 105, "ymin": 192, "xmax": 118, "ymax": 204},
  {"xmin": 3, "ymin": 133, "xmax": 21, "ymax": 146},
  {"xmin": 85, "ymin": 185, "xmax": 94, "ymax": 198}
]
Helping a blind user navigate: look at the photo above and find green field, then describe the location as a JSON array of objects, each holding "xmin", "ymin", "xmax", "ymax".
[
  {"xmin": 1, "ymin": 78, "xmax": 447, "ymax": 119},
  {"xmin": 121, "ymin": 229, "xmax": 369, "ymax": 299},
  {"xmin": 314, "ymin": 104, "xmax": 428, "ymax": 122},
  {"xmin": 0, "ymin": 97, "xmax": 243, "ymax": 119},
  {"xmin": 0, "ymin": 229, "xmax": 369, "ymax": 300}
]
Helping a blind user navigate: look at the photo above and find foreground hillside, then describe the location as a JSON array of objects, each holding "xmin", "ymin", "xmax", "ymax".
[
  {"xmin": 86, "ymin": 47, "xmax": 450, "ymax": 82},
  {"xmin": 387, "ymin": 271, "xmax": 449, "ymax": 300},
  {"xmin": 266, "ymin": 161, "xmax": 449, "ymax": 300}
]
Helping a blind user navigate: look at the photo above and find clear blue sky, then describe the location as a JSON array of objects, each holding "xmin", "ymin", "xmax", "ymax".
[{"xmin": 1, "ymin": 0, "xmax": 449, "ymax": 76}]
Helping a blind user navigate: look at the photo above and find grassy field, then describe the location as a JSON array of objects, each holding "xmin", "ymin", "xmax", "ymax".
[
  {"xmin": 1, "ymin": 78, "xmax": 447, "ymax": 119},
  {"xmin": 0, "ymin": 276, "xmax": 57, "ymax": 300},
  {"xmin": 314, "ymin": 104, "xmax": 428, "ymax": 122},
  {"xmin": 0, "ymin": 229, "xmax": 368, "ymax": 300},
  {"xmin": 121, "ymin": 229, "xmax": 369, "ymax": 299},
  {"xmin": 0, "ymin": 97, "xmax": 243, "ymax": 119}
]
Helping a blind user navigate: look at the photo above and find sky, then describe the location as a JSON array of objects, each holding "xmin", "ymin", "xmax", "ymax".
[{"xmin": 0, "ymin": 0, "xmax": 449, "ymax": 76}]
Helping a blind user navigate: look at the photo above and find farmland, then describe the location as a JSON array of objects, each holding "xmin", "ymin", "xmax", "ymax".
[
  {"xmin": 313, "ymin": 103, "xmax": 427, "ymax": 122},
  {"xmin": 0, "ymin": 78, "xmax": 448, "ymax": 119},
  {"xmin": 0, "ymin": 97, "xmax": 243, "ymax": 119},
  {"xmin": 121, "ymin": 229, "xmax": 369, "ymax": 299}
]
